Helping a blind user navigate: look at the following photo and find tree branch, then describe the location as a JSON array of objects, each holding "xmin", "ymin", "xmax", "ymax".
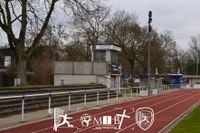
[
  {"xmin": 10, "ymin": 2, "xmax": 22, "ymax": 23},
  {"xmin": 3, "ymin": 1, "xmax": 18, "ymax": 45},
  {"xmin": 0, "ymin": 16, "xmax": 18, "ymax": 46},
  {"xmin": 0, "ymin": 4, "xmax": 7, "ymax": 24},
  {"xmin": 18, "ymin": 0, "xmax": 27, "ymax": 46},
  {"xmin": 27, "ymin": 0, "xmax": 58, "ymax": 57},
  {"xmin": 5, "ymin": 1, "xmax": 12, "ymax": 30}
]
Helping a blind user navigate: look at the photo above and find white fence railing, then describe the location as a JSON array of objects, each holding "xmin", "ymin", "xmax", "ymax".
[
  {"xmin": 0, "ymin": 88, "xmax": 121, "ymax": 122},
  {"xmin": 0, "ymin": 84, "xmax": 180, "ymax": 122}
]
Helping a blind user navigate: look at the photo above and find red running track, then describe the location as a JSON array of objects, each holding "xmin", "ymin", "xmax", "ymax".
[{"xmin": 1, "ymin": 89, "xmax": 200, "ymax": 133}]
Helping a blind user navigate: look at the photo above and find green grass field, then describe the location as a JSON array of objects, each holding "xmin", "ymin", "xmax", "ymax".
[{"xmin": 170, "ymin": 105, "xmax": 200, "ymax": 133}]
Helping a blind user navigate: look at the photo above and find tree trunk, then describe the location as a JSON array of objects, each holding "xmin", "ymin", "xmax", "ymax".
[
  {"xmin": 131, "ymin": 65, "xmax": 134, "ymax": 78},
  {"xmin": 130, "ymin": 60, "xmax": 135, "ymax": 78},
  {"xmin": 17, "ymin": 58, "xmax": 27, "ymax": 85}
]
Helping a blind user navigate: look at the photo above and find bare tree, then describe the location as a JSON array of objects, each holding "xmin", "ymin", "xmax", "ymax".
[
  {"xmin": 0, "ymin": 0, "xmax": 103, "ymax": 85},
  {"xmin": 189, "ymin": 34, "xmax": 200, "ymax": 75},
  {"xmin": 104, "ymin": 10, "xmax": 147, "ymax": 77},
  {"xmin": 103, "ymin": 11, "xmax": 179, "ymax": 76},
  {"xmin": 173, "ymin": 49, "xmax": 189, "ymax": 74},
  {"xmin": 159, "ymin": 31, "xmax": 178, "ymax": 73},
  {"xmin": 64, "ymin": 43, "xmax": 87, "ymax": 61},
  {"xmin": 71, "ymin": 3, "xmax": 109, "ymax": 60}
]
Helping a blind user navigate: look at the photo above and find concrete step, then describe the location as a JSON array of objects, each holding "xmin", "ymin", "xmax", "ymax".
[{"xmin": 0, "ymin": 84, "xmax": 105, "ymax": 96}]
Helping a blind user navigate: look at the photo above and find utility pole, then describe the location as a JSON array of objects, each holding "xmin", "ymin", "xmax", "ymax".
[
  {"xmin": 148, "ymin": 11, "xmax": 152, "ymax": 95},
  {"xmin": 196, "ymin": 56, "xmax": 199, "ymax": 75}
]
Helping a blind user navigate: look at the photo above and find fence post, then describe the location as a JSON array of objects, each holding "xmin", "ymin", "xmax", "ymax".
[
  {"xmin": 116, "ymin": 88, "xmax": 119, "ymax": 102},
  {"xmin": 107, "ymin": 88, "xmax": 110, "ymax": 103},
  {"xmin": 136, "ymin": 88, "xmax": 138, "ymax": 97},
  {"xmin": 21, "ymin": 95, "xmax": 25, "ymax": 122},
  {"xmin": 124, "ymin": 89, "xmax": 126, "ymax": 99},
  {"xmin": 48, "ymin": 93, "xmax": 51, "ymax": 116},
  {"xmin": 97, "ymin": 90, "xmax": 99, "ymax": 105},
  {"xmin": 84, "ymin": 90, "xmax": 87, "ymax": 108},
  {"xmin": 131, "ymin": 88, "xmax": 133, "ymax": 97},
  {"xmin": 68, "ymin": 91, "xmax": 71, "ymax": 112}
]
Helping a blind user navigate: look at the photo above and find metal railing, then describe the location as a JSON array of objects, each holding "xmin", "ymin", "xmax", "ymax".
[
  {"xmin": 0, "ymin": 88, "xmax": 123, "ymax": 122},
  {"xmin": 0, "ymin": 84, "xmax": 180, "ymax": 122}
]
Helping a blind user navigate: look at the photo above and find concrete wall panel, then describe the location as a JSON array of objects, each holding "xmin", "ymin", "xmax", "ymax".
[
  {"xmin": 74, "ymin": 62, "xmax": 92, "ymax": 74},
  {"xmin": 54, "ymin": 75, "xmax": 108, "ymax": 87},
  {"xmin": 54, "ymin": 61, "xmax": 108, "ymax": 75},
  {"xmin": 54, "ymin": 62, "xmax": 73, "ymax": 74}
]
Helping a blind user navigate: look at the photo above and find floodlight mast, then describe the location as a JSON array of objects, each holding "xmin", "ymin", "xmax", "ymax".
[{"xmin": 148, "ymin": 11, "xmax": 152, "ymax": 95}]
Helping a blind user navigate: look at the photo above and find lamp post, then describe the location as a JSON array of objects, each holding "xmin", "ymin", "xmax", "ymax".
[
  {"xmin": 196, "ymin": 55, "xmax": 199, "ymax": 75},
  {"xmin": 148, "ymin": 11, "xmax": 152, "ymax": 95}
]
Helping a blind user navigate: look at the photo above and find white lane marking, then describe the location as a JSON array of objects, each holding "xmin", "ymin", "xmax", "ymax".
[
  {"xmin": 31, "ymin": 127, "xmax": 52, "ymax": 133},
  {"xmin": 158, "ymin": 99, "xmax": 200, "ymax": 133},
  {"xmin": 116, "ymin": 92, "xmax": 200, "ymax": 133},
  {"xmin": 74, "ymin": 90, "xmax": 197, "ymax": 133},
  {"xmin": 32, "ymin": 90, "xmax": 192, "ymax": 133}
]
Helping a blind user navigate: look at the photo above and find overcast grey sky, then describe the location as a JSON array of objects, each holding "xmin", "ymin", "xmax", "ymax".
[
  {"xmin": 1, "ymin": 0, "xmax": 199, "ymax": 50},
  {"xmin": 108, "ymin": 0, "xmax": 200, "ymax": 50}
]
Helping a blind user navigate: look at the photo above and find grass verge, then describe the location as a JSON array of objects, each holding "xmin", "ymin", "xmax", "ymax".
[{"xmin": 170, "ymin": 105, "xmax": 200, "ymax": 133}]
